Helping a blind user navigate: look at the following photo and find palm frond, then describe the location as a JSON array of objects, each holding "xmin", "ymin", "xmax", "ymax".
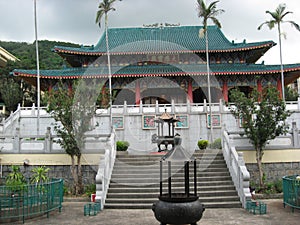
[
  {"xmin": 257, "ymin": 21, "xmax": 269, "ymax": 30},
  {"xmin": 211, "ymin": 17, "xmax": 222, "ymax": 28},
  {"xmin": 287, "ymin": 20, "xmax": 300, "ymax": 31}
]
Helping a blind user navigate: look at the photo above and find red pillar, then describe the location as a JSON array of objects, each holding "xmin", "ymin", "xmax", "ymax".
[
  {"xmin": 188, "ymin": 80, "xmax": 193, "ymax": 103},
  {"xmin": 277, "ymin": 78, "xmax": 283, "ymax": 99},
  {"xmin": 135, "ymin": 80, "xmax": 141, "ymax": 105},
  {"xmin": 257, "ymin": 79, "xmax": 262, "ymax": 102},
  {"xmin": 222, "ymin": 80, "xmax": 228, "ymax": 102},
  {"xmin": 257, "ymin": 80, "xmax": 262, "ymax": 93}
]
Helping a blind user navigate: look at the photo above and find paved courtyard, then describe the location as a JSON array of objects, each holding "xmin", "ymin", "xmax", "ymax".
[{"xmin": 9, "ymin": 199, "xmax": 300, "ymax": 225}]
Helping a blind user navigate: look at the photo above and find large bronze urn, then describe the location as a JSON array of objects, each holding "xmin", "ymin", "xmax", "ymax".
[{"xmin": 152, "ymin": 136, "xmax": 205, "ymax": 225}]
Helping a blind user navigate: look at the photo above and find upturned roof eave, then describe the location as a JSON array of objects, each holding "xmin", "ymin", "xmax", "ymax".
[
  {"xmin": 12, "ymin": 63, "xmax": 300, "ymax": 79},
  {"xmin": 53, "ymin": 42, "xmax": 275, "ymax": 56}
]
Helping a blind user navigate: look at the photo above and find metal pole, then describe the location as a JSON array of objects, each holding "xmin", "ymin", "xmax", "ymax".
[
  {"xmin": 205, "ymin": 30, "xmax": 213, "ymax": 143},
  {"xmin": 160, "ymin": 160, "xmax": 163, "ymax": 196},
  {"xmin": 105, "ymin": 14, "xmax": 113, "ymax": 133},
  {"xmin": 34, "ymin": 0, "xmax": 40, "ymax": 135},
  {"xmin": 194, "ymin": 159, "xmax": 197, "ymax": 196},
  {"xmin": 168, "ymin": 161, "xmax": 172, "ymax": 198},
  {"xmin": 278, "ymin": 24, "xmax": 285, "ymax": 102}
]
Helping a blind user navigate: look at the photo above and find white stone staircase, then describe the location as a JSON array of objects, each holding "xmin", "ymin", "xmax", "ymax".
[{"xmin": 104, "ymin": 150, "xmax": 242, "ymax": 209}]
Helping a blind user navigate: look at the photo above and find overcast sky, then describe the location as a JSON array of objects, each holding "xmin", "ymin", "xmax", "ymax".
[{"xmin": 0, "ymin": 0, "xmax": 299, "ymax": 64}]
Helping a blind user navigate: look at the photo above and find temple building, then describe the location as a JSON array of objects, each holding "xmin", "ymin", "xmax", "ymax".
[
  {"xmin": 13, "ymin": 25, "xmax": 300, "ymax": 104},
  {"xmin": 0, "ymin": 46, "xmax": 19, "ymax": 68}
]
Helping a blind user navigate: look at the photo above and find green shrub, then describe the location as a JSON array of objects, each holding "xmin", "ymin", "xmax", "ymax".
[
  {"xmin": 274, "ymin": 179, "xmax": 283, "ymax": 193},
  {"xmin": 5, "ymin": 165, "xmax": 26, "ymax": 192},
  {"xmin": 209, "ymin": 138, "xmax": 222, "ymax": 149},
  {"xmin": 116, "ymin": 140, "xmax": 130, "ymax": 151},
  {"xmin": 85, "ymin": 183, "xmax": 96, "ymax": 197},
  {"xmin": 197, "ymin": 140, "xmax": 208, "ymax": 150}
]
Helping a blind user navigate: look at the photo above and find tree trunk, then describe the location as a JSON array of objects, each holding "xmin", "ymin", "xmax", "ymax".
[
  {"xmin": 70, "ymin": 155, "xmax": 78, "ymax": 195},
  {"xmin": 76, "ymin": 155, "xmax": 84, "ymax": 194},
  {"xmin": 256, "ymin": 147, "xmax": 264, "ymax": 188}
]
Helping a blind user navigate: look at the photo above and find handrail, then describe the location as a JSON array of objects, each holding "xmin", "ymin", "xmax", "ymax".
[
  {"xmin": 95, "ymin": 131, "xmax": 116, "ymax": 209},
  {"xmin": 222, "ymin": 128, "xmax": 251, "ymax": 208}
]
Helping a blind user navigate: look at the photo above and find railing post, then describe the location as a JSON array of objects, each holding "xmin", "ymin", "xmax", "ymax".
[
  {"xmin": 31, "ymin": 103, "xmax": 36, "ymax": 116},
  {"xmin": 292, "ymin": 122, "xmax": 299, "ymax": 148},
  {"xmin": 155, "ymin": 100, "xmax": 159, "ymax": 114},
  {"xmin": 187, "ymin": 99, "xmax": 191, "ymax": 113},
  {"xmin": 124, "ymin": 100, "xmax": 128, "ymax": 115},
  {"xmin": 45, "ymin": 127, "xmax": 51, "ymax": 152},
  {"xmin": 203, "ymin": 99, "xmax": 207, "ymax": 113},
  {"xmin": 13, "ymin": 127, "xmax": 20, "ymax": 153},
  {"xmin": 171, "ymin": 99, "xmax": 175, "ymax": 114}
]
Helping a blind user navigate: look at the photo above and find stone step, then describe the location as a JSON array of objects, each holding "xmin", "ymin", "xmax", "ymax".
[
  {"xmin": 113, "ymin": 164, "xmax": 228, "ymax": 170},
  {"xmin": 111, "ymin": 171, "xmax": 230, "ymax": 179},
  {"xmin": 110, "ymin": 175, "xmax": 233, "ymax": 184},
  {"xmin": 111, "ymin": 167, "xmax": 227, "ymax": 174},
  {"xmin": 106, "ymin": 190, "xmax": 238, "ymax": 199},
  {"xmin": 115, "ymin": 155, "xmax": 225, "ymax": 162},
  {"xmin": 107, "ymin": 185, "xmax": 236, "ymax": 193},
  {"xmin": 108, "ymin": 180, "xmax": 235, "ymax": 188}
]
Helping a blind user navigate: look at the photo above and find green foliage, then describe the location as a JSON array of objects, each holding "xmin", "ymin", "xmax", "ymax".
[
  {"xmin": 209, "ymin": 138, "xmax": 222, "ymax": 149},
  {"xmin": 116, "ymin": 140, "xmax": 130, "ymax": 151},
  {"xmin": 0, "ymin": 40, "xmax": 80, "ymax": 112},
  {"xmin": 30, "ymin": 166, "xmax": 50, "ymax": 184},
  {"xmin": 5, "ymin": 165, "xmax": 26, "ymax": 192},
  {"xmin": 230, "ymin": 85, "xmax": 291, "ymax": 187},
  {"xmin": 85, "ymin": 183, "xmax": 96, "ymax": 197},
  {"xmin": 0, "ymin": 78, "xmax": 23, "ymax": 112},
  {"xmin": 258, "ymin": 179, "xmax": 283, "ymax": 194},
  {"xmin": 285, "ymin": 86, "xmax": 299, "ymax": 101},
  {"xmin": 198, "ymin": 139, "xmax": 209, "ymax": 150}
]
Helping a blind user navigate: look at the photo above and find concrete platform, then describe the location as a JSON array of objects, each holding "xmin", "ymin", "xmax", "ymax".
[{"xmin": 10, "ymin": 199, "xmax": 300, "ymax": 225}]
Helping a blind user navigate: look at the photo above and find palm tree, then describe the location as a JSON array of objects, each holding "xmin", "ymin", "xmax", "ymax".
[
  {"xmin": 31, "ymin": 166, "xmax": 50, "ymax": 184},
  {"xmin": 96, "ymin": 0, "xmax": 122, "ymax": 131},
  {"xmin": 197, "ymin": 0, "xmax": 224, "ymax": 143},
  {"xmin": 258, "ymin": 4, "xmax": 300, "ymax": 101}
]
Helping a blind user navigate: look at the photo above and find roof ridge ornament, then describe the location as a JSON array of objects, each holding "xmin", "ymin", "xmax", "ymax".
[{"xmin": 143, "ymin": 22, "xmax": 180, "ymax": 28}]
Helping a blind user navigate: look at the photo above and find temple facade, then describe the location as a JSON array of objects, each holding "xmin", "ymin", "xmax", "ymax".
[{"xmin": 13, "ymin": 25, "xmax": 300, "ymax": 105}]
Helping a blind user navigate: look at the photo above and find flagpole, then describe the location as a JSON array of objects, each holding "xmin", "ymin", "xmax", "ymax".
[{"xmin": 34, "ymin": 0, "xmax": 40, "ymax": 135}]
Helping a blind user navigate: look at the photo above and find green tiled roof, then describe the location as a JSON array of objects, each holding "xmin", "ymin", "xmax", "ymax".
[
  {"xmin": 13, "ymin": 63, "xmax": 300, "ymax": 79},
  {"xmin": 53, "ymin": 26, "xmax": 275, "ymax": 55}
]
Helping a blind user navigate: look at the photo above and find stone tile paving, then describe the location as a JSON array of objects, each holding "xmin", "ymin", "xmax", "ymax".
[{"xmin": 9, "ymin": 199, "xmax": 300, "ymax": 225}]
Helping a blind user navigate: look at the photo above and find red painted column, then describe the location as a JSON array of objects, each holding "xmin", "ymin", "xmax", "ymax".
[
  {"xmin": 188, "ymin": 80, "xmax": 193, "ymax": 103},
  {"xmin": 135, "ymin": 80, "xmax": 141, "ymax": 105},
  {"xmin": 257, "ymin": 79, "xmax": 262, "ymax": 102},
  {"xmin": 257, "ymin": 80, "xmax": 262, "ymax": 93},
  {"xmin": 277, "ymin": 78, "xmax": 283, "ymax": 99},
  {"xmin": 222, "ymin": 80, "xmax": 228, "ymax": 102}
]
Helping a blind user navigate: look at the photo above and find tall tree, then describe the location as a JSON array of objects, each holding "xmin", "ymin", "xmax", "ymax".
[
  {"xmin": 197, "ymin": 0, "xmax": 224, "ymax": 142},
  {"xmin": 95, "ymin": 0, "xmax": 122, "ymax": 131},
  {"xmin": 44, "ymin": 80, "xmax": 99, "ymax": 195},
  {"xmin": 258, "ymin": 4, "xmax": 300, "ymax": 101},
  {"xmin": 230, "ymin": 86, "xmax": 291, "ymax": 187}
]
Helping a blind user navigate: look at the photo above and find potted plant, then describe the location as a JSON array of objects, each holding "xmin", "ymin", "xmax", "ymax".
[
  {"xmin": 116, "ymin": 140, "xmax": 130, "ymax": 152},
  {"xmin": 197, "ymin": 140, "xmax": 209, "ymax": 150}
]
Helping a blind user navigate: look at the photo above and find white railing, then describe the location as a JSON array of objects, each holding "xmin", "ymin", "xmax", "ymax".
[
  {"xmin": 0, "ymin": 126, "xmax": 111, "ymax": 154},
  {"xmin": 95, "ymin": 132, "xmax": 116, "ymax": 209},
  {"xmin": 222, "ymin": 128, "xmax": 251, "ymax": 208}
]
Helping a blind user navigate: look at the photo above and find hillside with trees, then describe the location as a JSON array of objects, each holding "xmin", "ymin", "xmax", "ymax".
[{"xmin": 0, "ymin": 40, "xmax": 80, "ymax": 114}]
